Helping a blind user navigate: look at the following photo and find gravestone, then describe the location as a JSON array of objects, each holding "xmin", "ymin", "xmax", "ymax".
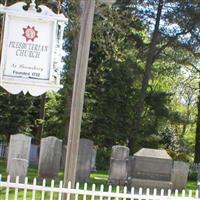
[
  {"xmin": 76, "ymin": 138, "xmax": 94, "ymax": 182},
  {"xmin": 91, "ymin": 147, "xmax": 97, "ymax": 171},
  {"xmin": 129, "ymin": 148, "xmax": 173, "ymax": 190},
  {"xmin": 29, "ymin": 144, "xmax": 39, "ymax": 166},
  {"xmin": 7, "ymin": 134, "xmax": 31, "ymax": 181},
  {"xmin": 108, "ymin": 145, "xmax": 129, "ymax": 185},
  {"xmin": 9, "ymin": 158, "xmax": 29, "ymax": 182},
  {"xmin": 172, "ymin": 161, "xmax": 189, "ymax": 190},
  {"xmin": 60, "ymin": 145, "xmax": 67, "ymax": 170},
  {"xmin": 127, "ymin": 156, "xmax": 134, "ymax": 179},
  {"xmin": 38, "ymin": 136, "xmax": 62, "ymax": 179}
]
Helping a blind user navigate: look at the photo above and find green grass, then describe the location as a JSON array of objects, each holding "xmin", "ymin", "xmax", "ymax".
[
  {"xmin": 186, "ymin": 180, "xmax": 197, "ymax": 191},
  {"xmin": 0, "ymin": 159, "xmax": 112, "ymax": 200},
  {"xmin": 0, "ymin": 159, "xmax": 198, "ymax": 199}
]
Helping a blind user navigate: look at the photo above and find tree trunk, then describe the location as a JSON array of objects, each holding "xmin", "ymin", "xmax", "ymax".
[
  {"xmin": 181, "ymin": 99, "xmax": 191, "ymax": 136},
  {"xmin": 37, "ymin": 94, "xmax": 46, "ymax": 142},
  {"xmin": 130, "ymin": 0, "xmax": 163, "ymax": 153},
  {"xmin": 194, "ymin": 80, "xmax": 200, "ymax": 163}
]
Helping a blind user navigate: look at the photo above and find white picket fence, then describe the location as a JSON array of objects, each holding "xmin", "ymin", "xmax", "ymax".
[{"xmin": 1, "ymin": 175, "xmax": 200, "ymax": 200}]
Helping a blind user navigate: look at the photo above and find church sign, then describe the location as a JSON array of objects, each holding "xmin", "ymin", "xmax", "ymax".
[{"xmin": 0, "ymin": 1, "xmax": 67, "ymax": 96}]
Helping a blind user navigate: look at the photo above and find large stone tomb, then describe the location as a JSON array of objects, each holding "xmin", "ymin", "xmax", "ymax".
[
  {"xmin": 129, "ymin": 148, "xmax": 173, "ymax": 190},
  {"xmin": 108, "ymin": 145, "xmax": 129, "ymax": 185},
  {"xmin": 38, "ymin": 136, "xmax": 62, "ymax": 179}
]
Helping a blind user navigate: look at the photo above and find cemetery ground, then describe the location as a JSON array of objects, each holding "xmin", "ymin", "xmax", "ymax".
[
  {"xmin": 0, "ymin": 158, "xmax": 109, "ymax": 199},
  {"xmin": 0, "ymin": 159, "xmax": 198, "ymax": 199}
]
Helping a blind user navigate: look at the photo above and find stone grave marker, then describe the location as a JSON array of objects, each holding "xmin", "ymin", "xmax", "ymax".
[
  {"xmin": 9, "ymin": 158, "xmax": 29, "ymax": 182},
  {"xmin": 127, "ymin": 156, "xmax": 134, "ymax": 179},
  {"xmin": 129, "ymin": 148, "xmax": 173, "ymax": 190},
  {"xmin": 108, "ymin": 145, "xmax": 129, "ymax": 185},
  {"xmin": 60, "ymin": 145, "xmax": 67, "ymax": 170},
  {"xmin": 38, "ymin": 136, "xmax": 62, "ymax": 179},
  {"xmin": 76, "ymin": 138, "xmax": 94, "ymax": 182},
  {"xmin": 7, "ymin": 134, "xmax": 31, "ymax": 182},
  {"xmin": 172, "ymin": 161, "xmax": 189, "ymax": 190}
]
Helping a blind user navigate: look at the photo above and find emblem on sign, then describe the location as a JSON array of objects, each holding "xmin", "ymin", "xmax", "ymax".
[{"xmin": 22, "ymin": 26, "xmax": 38, "ymax": 42}]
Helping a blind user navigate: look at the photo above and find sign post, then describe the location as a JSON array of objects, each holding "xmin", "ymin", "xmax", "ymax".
[
  {"xmin": 0, "ymin": 1, "xmax": 67, "ymax": 96},
  {"xmin": 63, "ymin": 0, "xmax": 96, "ymax": 188},
  {"xmin": 63, "ymin": 0, "xmax": 116, "ymax": 189}
]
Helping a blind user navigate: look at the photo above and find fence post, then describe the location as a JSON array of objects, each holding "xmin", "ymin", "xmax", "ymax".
[
  {"xmin": 197, "ymin": 166, "xmax": 200, "ymax": 198},
  {"xmin": 198, "ymin": 181, "xmax": 200, "ymax": 198}
]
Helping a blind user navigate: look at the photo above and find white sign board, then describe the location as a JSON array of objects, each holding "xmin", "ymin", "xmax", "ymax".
[
  {"xmin": 2, "ymin": 15, "xmax": 55, "ymax": 80},
  {"xmin": 0, "ymin": 2, "xmax": 66, "ymax": 96}
]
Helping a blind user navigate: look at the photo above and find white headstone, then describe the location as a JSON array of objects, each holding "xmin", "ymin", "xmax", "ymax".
[
  {"xmin": 172, "ymin": 161, "xmax": 189, "ymax": 190},
  {"xmin": 38, "ymin": 136, "xmax": 62, "ymax": 179},
  {"xmin": 7, "ymin": 134, "xmax": 31, "ymax": 176},
  {"xmin": 111, "ymin": 145, "xmax": 129, "ymax": 160},
  {"xmin": 108, "ymin": 145, "xmax": 130, "ymax": 185},
  {"xmin": 9, "ymin": 158, "xmax": 29, "ymax": 182}
]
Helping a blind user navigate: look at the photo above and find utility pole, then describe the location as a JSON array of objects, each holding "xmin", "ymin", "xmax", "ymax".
[{"xmin": 63, "ymin": 0, "xmax": 96, "ymax": 188}]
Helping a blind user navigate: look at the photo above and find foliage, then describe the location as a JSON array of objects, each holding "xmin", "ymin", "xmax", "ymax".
[{"xmin": 96, "ymin": 147, "xmax": 111, "ymax": 171}]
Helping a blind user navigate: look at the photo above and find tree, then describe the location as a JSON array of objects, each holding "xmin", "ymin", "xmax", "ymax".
[
  {"xmin": 123, "ymin": 0, "xmax": 200, "ymax": 154},
  {"xmin": 79, "ymin": 1, "xmax": 145, "ymax": 147},
  {"xmin": 130, "ymin": 0, "xmax": 164, "ymax": 152}
]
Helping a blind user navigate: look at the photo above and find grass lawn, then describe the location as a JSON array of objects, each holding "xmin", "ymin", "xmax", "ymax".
[
  {"xmin": 0, "ymin": 159, "xmax": 109, "ymax": 183},
  {"xmin": 0, "ymin": 159, "xmax": 198, "ymax": 199},
  {"xmin": 0, "ymin": 159, "xmax": 111, "ymax": 199}
]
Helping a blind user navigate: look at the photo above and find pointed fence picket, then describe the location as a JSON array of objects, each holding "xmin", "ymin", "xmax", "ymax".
[{"xmin": 0, "ymin": 174, "xmax": 200, "ymax": 200}]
